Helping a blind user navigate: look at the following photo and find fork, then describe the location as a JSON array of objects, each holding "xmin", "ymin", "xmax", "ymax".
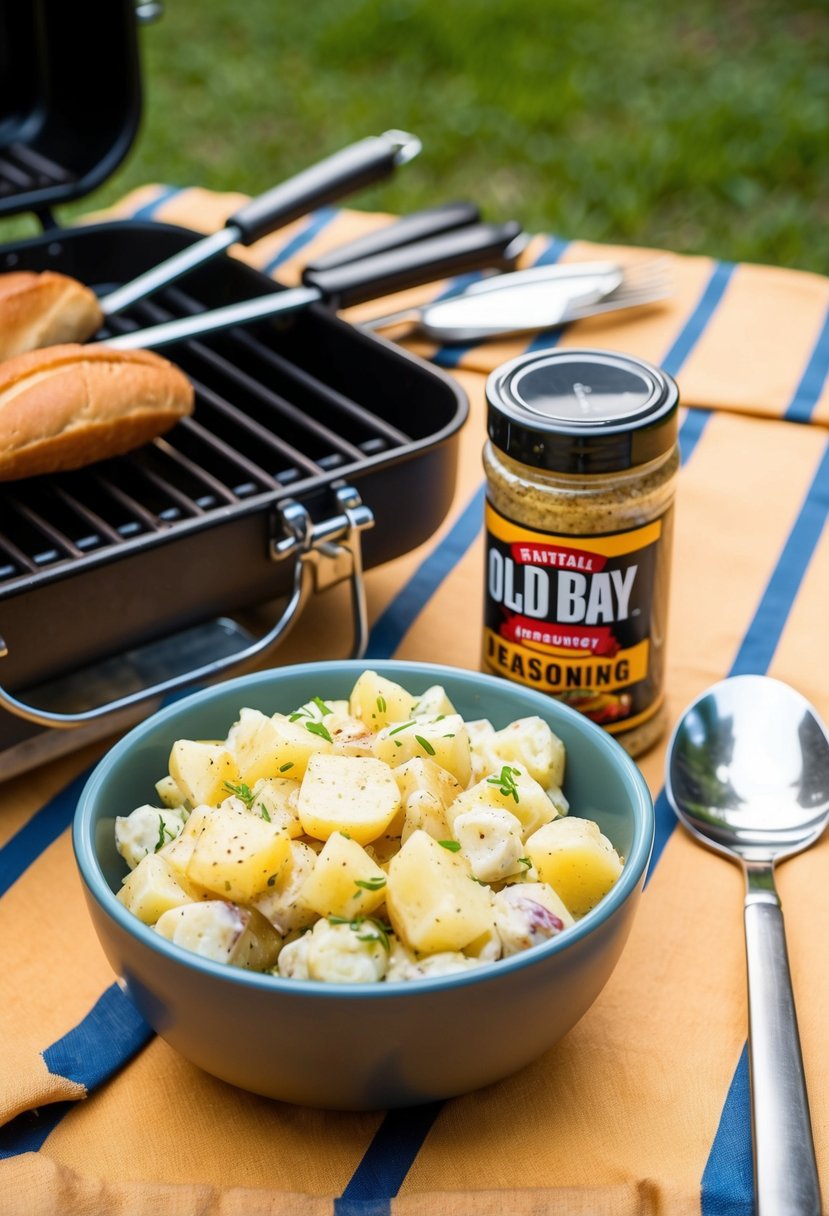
[{"xmin": 361, "ymin": 258, "xmax": 672, "ymax": 343}]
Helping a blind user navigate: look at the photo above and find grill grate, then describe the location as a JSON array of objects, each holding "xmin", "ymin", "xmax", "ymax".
[
  {"xmin": 0, "ymin": 280, "xmax": 416, "ymax": 588},
  {"xmin": 0, "ymin": 142, "xmax": 75, "ymax": 199}
]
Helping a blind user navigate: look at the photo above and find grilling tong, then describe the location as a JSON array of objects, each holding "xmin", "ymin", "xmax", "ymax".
[{"xmin": 103, "ymin": 222, "xmax": 669, "ymax": 352}]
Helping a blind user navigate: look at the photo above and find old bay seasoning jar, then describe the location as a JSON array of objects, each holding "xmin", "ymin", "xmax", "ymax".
[{"xmin": 482, "ymin": 348, "xmax": 679, "ymax": 757}]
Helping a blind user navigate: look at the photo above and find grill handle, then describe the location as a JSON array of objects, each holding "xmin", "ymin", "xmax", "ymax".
[
  {"xmin": 229, "ymin": 130, "xmax": 421, "ymax": 245},
  {"xmin": 300, "ymin": 201, "xmax": 481, "ymax": 271},
  {"xmin": 303, "ymin": 219, "xmax": 526, "ymax": 308},
  {"xmin": 0, "ymin": 489, "xmax": 373, "ymax": 731}
]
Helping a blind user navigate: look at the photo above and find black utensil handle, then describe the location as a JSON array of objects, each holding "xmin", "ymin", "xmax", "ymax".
[
  {"xmin": 303, "ymin": 221, "xmax": 525, "ymax": 308},
  {"xmin": 302, "ymin": 201, "xmax": 481, "ymax": 272},
  {"xmin": 228, "ymin": 131, "xmax": 420, "ymax": 245}
]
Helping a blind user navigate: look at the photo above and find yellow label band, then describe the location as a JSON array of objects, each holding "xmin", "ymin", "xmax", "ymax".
[{"xmin": 483, "ymin": 629, "xmax": 650, "ymax": 692}]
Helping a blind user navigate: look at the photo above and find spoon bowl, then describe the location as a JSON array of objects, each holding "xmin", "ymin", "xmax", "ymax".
[
  {"xmin": 667, "ymin": 675, "xmax": 829, "ymax": 861},
  {"xmin": 666, "ymin": 674, "xmax": 829, "ymax": 1216}
]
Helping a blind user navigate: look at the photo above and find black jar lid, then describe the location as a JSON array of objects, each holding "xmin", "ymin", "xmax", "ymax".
[{"xmin": 486, "ymin": 348, "xmax": 679, "ymax": 474}]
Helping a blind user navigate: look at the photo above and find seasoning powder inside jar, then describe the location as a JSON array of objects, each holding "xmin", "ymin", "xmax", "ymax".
[{"xmin": 483, "ymin": 348, "xmax": 679, "ymax": 757}]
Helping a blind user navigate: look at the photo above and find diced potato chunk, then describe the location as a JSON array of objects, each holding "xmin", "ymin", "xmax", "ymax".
[
  {"xmin": 168, "ymin": 740, "xmax": 240, "ymax": 808},
  {"xmin": 226, "ymin": 708, "xmax": 331, "ymax": 784},
  {"xmin": 297, "ymin": 754, "xmax": 401, "ymax": 845},
  {"xmin": 185, "ymin": 805, "xmax": 291, "ymax": 902},
  {"xmin": 412, "ymin": 684, "xmax": 456, "ymax": 718},
  {"xmin": 155, "ymin": 900, "xmax": 280, "ymax": 969},
  {"xmin": 158, "ymin": 804, "xmax": 212, "ymax": 878},
  {"xmin": 492, "ymin": 882, "xmax": 574, "ymax": 956},
  {"xmin": 525, "ymin": 817, "xmax": 623, "ymax": 917},
  {"xmin": 155, "ymin": 775, "xmax": 186, "ymax": 809},
  {"xmin": 386, "ymin": 829, "xmax": 493, "ymax": 953},
  {"xmin": 477, "ymin": 716, "xmax": 566, "ymax": 789},
  {"xmin": 249, "ymin": 777, "xmax": 302, "ymax": 837},
  {"xmin": 326, "ymin": 712, "xmax": 377, "ymax": 758},
  {"xmin": 114, "ymin": 804, "xmax": 187, "ymax": 870},
  {"xmin": 299, "ymin": 832, "xmax": 388, "ymax": 919},
  {"xmin": 117, "ymin": 853, "xmax": 196, "ymax": 925},
  {"xmin": 349, "ymin": 670, "xmax": 417, "ymax": 730},
  {"xmin": 373, "ymin": 714, "xmax": 472, "ymax": 787},
  {"xmin": 445, "ymin": 767, "xmax": 559, "ymax": 839},
  {"xmin": 453, "ymin": 807, "xmax": 524, "ymax": 883},
  {"xmin": 253, "ymin": 840, "xmax": 318, "ymax": 935},
  {"xmin": 393, "ymin": 757, "xmax": 462, "ymax": 844},
  {"xmin": 306, "ymin": 919, "xmax": 389, "ymax": 984}
]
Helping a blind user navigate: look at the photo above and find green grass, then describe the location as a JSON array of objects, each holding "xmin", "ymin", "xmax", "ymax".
[{"xmin": 3, "ymin": 0, "xmax": 828, "ymax": 272}]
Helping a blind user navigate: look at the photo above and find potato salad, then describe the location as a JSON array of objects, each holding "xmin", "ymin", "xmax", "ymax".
[{"xmin": 114, "ymin": 671, "xmax": 624, "ymax": 983}]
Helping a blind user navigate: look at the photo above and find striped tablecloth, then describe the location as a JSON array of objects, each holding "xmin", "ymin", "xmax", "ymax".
[{"xmin": 1, "ymin": 188, "xmax": 828, "ymax": 1215}]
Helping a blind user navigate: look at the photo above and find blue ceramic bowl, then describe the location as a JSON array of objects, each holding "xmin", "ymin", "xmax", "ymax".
[{"xmin": 74, "ymin": 660, "xmax": 653, "ymax": 1110}]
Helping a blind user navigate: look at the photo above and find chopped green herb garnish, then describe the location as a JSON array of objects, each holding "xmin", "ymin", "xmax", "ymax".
[
  {"xmin": 518, "ymin": 856, "xmax": 532, "ymax": 869},
  {"xmin": 438, "ymin": 839, "xmax": 461, "ymax": 852},
  {"xmin": 305, "ymin": 720, "xmax": 333, "ymax": 743},
  {"xmin": 376, "ymin": 694, "xmax": 387, "ymax": 713},
  {"xmin": 326, "ymin": 914, "xmax": 392, "ymax": 953},
  {"xmin": 312, "ymin": 696, "xmax": 332, "ymax": 716},
  {"xmin": 414, "ymin": 734, "xmax": 436, "ymax": 756},
  {"xmin": 394, "ymin": 739, "xmax": 403, "ymax": 748},
  {"xmin": 469, "ymin": 875, "xmax": 488, "ymax": 885},
  {"xmin": 153, "ymin": 819, "xmax": 175, "ymax": 853},
  {"xmin": 354, "ymin": 876, "xmax": 387, "ymax": 892},
  {"xmin": 259, "ymin": 803, "xmax": 271, "ymax": 822},
  {"xmin": 223, "ymin": 779, "xmax": 256, "ymax": 808},
  {"xmin": 278, "ymin": 762, "xmax": 294, "ymax": 773},
  {"xmin": 486, "ymin": 765, "xmax": 521, "ymax": 803},
  {"xmin": 388, "ymin": 719, "xmax": 416, "ymax": 736}
]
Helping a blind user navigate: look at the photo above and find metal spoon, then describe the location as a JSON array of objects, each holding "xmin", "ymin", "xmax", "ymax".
[{"xmin": 665, "ymin": 674, "xmax": 829, "ymax": 1216}]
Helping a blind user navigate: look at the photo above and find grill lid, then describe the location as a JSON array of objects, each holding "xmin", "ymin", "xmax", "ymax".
[{"xmin": 0, "ymin": 0, "xmax": 143, "ymax": 220}]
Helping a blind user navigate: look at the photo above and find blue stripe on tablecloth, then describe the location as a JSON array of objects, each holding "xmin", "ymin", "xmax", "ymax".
[
  {"xmin": 0, "ymin": 767, "xmax": 92, "ymax": 897},
  {"xmin": 261, "ymin": 207, "xmax": 338, "ymax": 274},
  {"xmin": 661, "ymin": 261, "xmax": 735, "ymax": 378},
  {"xmin": 334, "ymin": 1103, "xmax": 444, "ymax": 1216},
  {"xmin": 784, "ymin": 306, "xmax": 829, "ymax": 423},
  {"xmin": 128, "ymin": 185, "xmax": 184, "ymax": 220},
  {"xmin": 433, "ymin": 235, "xmax": 569, "ymax": 369},
  {"xmin": 0, "ymin": 985, "xmax": 152, "ymax": 1159},
  {"xmin": 701, "ymin": 1047, "xmax": 754, "ymax": 1216},
  {"xmin": 363, "ymin": 483, "xmax": 486, "ymax": 661},
  {"xmin": 699, "ymin": 435, "xmax": 829, "ymax": 1215}
]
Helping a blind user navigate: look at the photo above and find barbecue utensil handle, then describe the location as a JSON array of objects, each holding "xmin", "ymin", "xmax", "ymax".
[
  {"xmin": 301, "ymin": 201, "xmax": 481, "ymax": 272},
  {"xmin": 303, "ymin": 220, "xmax": 526, "ymax": 308},
  {"xmin": 98, "ymin": 130, "xmax": 421, "ymax": 317},
  {"xmin": 228, "ymin": 129, "xmax": 422, "ymax": 245}
]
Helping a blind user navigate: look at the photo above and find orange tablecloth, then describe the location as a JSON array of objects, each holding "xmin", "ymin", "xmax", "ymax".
[{"xmin": 1, "ymin": 190, "xmax": 828, "ymax": 1214}]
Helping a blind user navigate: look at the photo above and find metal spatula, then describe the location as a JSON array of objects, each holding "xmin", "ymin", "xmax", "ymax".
[{"xmin": 360, "ymin": 259, "xmax": 670, "ymax": 342}]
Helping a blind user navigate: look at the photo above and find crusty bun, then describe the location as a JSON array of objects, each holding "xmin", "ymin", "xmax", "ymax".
[
  {"xmin": 0, "ymin": 343, "xmax": 195, "ymax": 481},
  {"xmin": 0, "ymin": 271, "xmax": 104, "ymax": 358}
]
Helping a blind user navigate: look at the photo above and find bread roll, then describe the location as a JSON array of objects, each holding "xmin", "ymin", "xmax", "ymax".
[
  {"xmin": 0, "ymin": 271, "xmax": 103, "ymax": 358},
  {"xmin": 0, "ymin": 343, "xmax": 194, "ymax": 481}
]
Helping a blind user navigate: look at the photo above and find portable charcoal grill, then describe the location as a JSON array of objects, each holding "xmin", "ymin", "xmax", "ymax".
[{"xmin": 0, "ymin": 2, "xmax": 468, "ymax": 777}]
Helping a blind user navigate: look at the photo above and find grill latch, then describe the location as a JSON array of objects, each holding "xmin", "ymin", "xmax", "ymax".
[{"xmin": 270, "ymin": 483, "xmax": 374, "ymax": 651}]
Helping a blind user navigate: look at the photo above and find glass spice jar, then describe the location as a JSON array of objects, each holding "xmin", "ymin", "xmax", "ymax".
[{"xmin": 482, "ymin": 348, "xmax": 680, "ymax": 757}]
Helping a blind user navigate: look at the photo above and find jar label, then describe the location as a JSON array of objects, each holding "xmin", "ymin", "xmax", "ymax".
[{"xmin": 482, "ymin": 501, "xmax": 670, "ymax": 732}]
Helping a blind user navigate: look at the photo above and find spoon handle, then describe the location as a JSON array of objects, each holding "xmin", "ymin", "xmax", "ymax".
[{"xmin": 744, "ymin": 894, "xmax": 822, "ymax": 1215}]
